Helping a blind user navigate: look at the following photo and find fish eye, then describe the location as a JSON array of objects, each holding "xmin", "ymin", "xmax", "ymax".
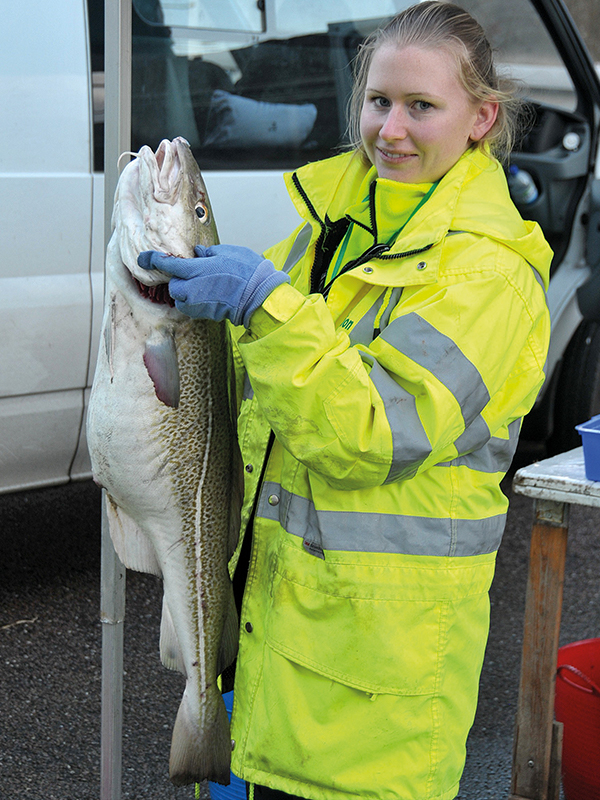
[{"xmin": 195, "ymin": 202, "xmax": 209, "ymax": 222}]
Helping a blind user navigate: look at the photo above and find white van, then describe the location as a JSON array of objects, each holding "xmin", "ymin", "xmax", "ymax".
[{"xmin": 1, "ymin": 0, "xmax": 600, "ymax": 494}]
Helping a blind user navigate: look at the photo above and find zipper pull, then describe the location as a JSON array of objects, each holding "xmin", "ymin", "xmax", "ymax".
[
  {"xmin": 367, "ymin": 243, "xmax": 391, "ymax": 258},
  {"xmin": 322, "ymin": 242, "xmax": 391, "ymax": 299}
]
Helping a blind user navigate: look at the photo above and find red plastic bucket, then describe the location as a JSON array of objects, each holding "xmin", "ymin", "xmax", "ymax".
[{"xmin": 555, "ymin": 638, "xmax": 600, "ymax": 800}]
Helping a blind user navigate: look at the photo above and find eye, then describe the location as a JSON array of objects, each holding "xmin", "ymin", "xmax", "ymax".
[
  {"xmin": 414, "ymin": 100, "xmax": 433, "ymax": 112},
  {"xmin": 373, "ymin": 95, "xmax": 391, "ymax": 109},
  {"xmin": 195, "ymin": 202, "xmax": 209, "ymax": 222}
]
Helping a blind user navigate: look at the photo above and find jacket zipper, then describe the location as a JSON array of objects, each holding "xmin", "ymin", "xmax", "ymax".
[
  {"xmin": 292, "ymin": 171, "xmax": 435, "ymax": 299},
  {"xmin": 291, "ymin": 173, "xmax": 328, "ymax": 293}
]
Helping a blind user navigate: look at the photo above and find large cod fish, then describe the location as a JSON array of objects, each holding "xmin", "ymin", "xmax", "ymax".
[{"xmin": 87, "ymin": 137, "xmax": 243, "ymax": 786}]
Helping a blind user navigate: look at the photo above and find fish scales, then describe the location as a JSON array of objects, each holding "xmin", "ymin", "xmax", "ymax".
[{"xmin": 87, "ymin": 138, "xmax": 242, "ymax": 786}]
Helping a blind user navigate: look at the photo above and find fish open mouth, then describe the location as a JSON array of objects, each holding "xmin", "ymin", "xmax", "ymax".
[{"xmin": 132, "ymin": 276, "xmax": 175, "ymax": 306}]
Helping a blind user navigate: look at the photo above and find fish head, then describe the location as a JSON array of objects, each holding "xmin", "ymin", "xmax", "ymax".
[{"xmin": 113, "ymin": 137, "xmax": 218, "ymax": 288}]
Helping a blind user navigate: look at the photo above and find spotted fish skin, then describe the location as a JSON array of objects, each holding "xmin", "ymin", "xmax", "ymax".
[{"xmin": 87, "ymin": 138, "xmax": 242, "ymax": 786}]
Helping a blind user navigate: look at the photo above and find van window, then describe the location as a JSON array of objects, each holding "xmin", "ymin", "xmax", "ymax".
[
  {"xmin": 460, "ymin": 0, "xmax": 576, "ymax": 112},
  {"xmin": 133, "ymin": 0, "xmax": 264, "ymax": 33},
  {"xmin": 88, "ymin": 0, "xmax": 578, "ymax": 173},
  {"xmin": 126, "ymin": 0, "xmax": 394, "ymax": 171},
  {"xmin": 563, "ymin": 0, "xmax": 600, "ymax": 62}
]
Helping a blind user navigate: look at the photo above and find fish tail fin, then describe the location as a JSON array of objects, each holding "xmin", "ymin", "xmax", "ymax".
[{"xmin": 169, "ymin": 686, "xmax": 231, "ymax": 787}]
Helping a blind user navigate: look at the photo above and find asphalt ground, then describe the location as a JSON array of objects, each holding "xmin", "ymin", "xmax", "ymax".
[{"xmin": 1, "ymin": 445, "xmax": 599, "ymax": 800}]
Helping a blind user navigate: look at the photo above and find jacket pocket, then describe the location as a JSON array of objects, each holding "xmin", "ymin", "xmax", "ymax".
[{"xmin": 265, "ymin": 540, "xmax": 452, "ymax": 697}]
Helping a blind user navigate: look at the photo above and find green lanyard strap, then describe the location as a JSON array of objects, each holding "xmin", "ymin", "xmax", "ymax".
[{"xmin": 329, "ymin": 180, "xmax": 438, "ymax": 284}]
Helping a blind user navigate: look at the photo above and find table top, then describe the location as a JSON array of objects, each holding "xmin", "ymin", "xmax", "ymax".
[{"xmin": 513, "ymin": 447, "xmax": 600, "ymax": 508}]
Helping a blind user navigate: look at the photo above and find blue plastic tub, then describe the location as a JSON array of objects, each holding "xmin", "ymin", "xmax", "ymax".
[
  {"xmin": 575, "ymin": 414, "xmax": 600, "ymax": 481},
  {"xmin": 207, "ymin": 692, "xmax": 247, "ymax": 800}
]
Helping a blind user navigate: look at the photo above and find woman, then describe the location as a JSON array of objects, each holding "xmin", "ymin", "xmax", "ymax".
[{"xmin": 139, "ymin": 3, "xmax": 552, "ymax": 798}]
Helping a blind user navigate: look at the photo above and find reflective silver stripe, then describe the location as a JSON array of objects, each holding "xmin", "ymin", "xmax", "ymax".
[
  {"xmin": 529, "ymin": 264, "xmax": 548, "ymax": 380},
  {"xmin": 453, "ymin": 414, "xmax": 491, "ymax": 457},
  {"xmin": 441, "ymin": 418, "xmax": 521, "ymax": 473},
  {"xmin": 380, "ymin": 313, "xmax": 490, "ymax": 427},
  {"xmin": 359, "ymin": 352, "xmax": 431, "ymax": 483},
  {"xmin": 348, "ymin": 287, "xmax": 403, "ymax": 345},
  {"xmin": 281, "ymin": 222, "xmax": 313, "ymax": 274},
  {"xmin": 376, "ymin": 286, "xmax": 403, "ymax": 332},
  {"xmin": 258, "ymin": 480, "xmax": 322, "ymax": 542},
  {"xmin": 348, "ymin": 294, "xmax": 386, "ymax": 346},
  {"xmin": 256, "ymin": 481, "xmax": 505, "ymax": 557}
]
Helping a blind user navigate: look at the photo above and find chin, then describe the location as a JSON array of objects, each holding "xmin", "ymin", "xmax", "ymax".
[{"xmin": 378, "ymin": 165, "xmax": 422, "ymax": 183}]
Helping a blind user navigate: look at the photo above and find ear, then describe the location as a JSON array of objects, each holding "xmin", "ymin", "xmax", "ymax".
[{"xmin": 470, "ymin": 100, "xmax": 499, "ymax": 142}]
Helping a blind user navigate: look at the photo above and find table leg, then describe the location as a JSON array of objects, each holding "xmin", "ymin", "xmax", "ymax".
[{"xmin": 509, "ymin": 498, "xmax": 569, "ymax": 800}]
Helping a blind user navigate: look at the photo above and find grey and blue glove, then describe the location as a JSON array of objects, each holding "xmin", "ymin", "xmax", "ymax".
[{"xmin": 137, "ymin": 244, "xmax": 290, "ymax": 327}]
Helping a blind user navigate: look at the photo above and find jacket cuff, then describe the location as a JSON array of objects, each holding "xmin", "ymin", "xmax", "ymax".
[{"xmin": 246, "ymin": 282, "xmax": 306, "ymax": 337}]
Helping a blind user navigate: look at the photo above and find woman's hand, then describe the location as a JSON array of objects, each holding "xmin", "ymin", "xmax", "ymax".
[{"xmin": 137, "ymin": 244, "xmax": 289, "ymax": 327}]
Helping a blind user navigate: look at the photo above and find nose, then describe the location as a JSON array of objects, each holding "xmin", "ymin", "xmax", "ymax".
[{"xmin": 379, "ymin": 105, "xmax": 408, "ymax": 141}]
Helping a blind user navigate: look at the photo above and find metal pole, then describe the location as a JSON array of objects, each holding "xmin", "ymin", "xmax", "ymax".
[
  {"xmin": 104, "ymin": 0, "xmax": 131, "ymax": 232},
  {"xmin": 100, "ymin": 0, "xmax": 131, "ymax": 797},
  {"xmin": 100, "ymin": 500, "xmax": 126, "ymax": 800}
]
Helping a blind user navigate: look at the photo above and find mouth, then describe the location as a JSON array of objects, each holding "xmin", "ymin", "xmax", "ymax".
[
  {"xmin": 132, "ymin": 277, "xmax": 175, "ymax": 306},
  {"xmin": 377, "ymin": 147, "xmax": 417, "ymax": 162}
]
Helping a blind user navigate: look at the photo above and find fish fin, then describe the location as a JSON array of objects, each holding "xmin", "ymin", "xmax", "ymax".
[
  {"xmin": 217, "ymin": 586, "xmax": 239, "ymax": 676},
  {"xmin": 105, "ymin": 494, "xmax": 162, "ymax": 577},
  {"xmin": 159, "ymin": 596, "xmax": 186, "ymax": 673},
  {"xmin": 169, "ymin": 685, "xmax": 231, "ymax": 786},
  {"xmin": 143, "ymin": 333, "xmax": 181, "ymax": 408}
]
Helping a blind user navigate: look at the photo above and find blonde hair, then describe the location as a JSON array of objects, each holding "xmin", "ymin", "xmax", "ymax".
[{"xmin": 347, "ymin": 1, "xmax": 522, "ymax": 161}]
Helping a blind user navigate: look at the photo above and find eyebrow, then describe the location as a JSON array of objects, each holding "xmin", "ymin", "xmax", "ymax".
[
  {"xmin": 365, "ymin": 86, "xmax": 443, "ymax": 102},
  {"xmin": 404, "ymin": 91, "xmax": 443, "ymax": 101}
]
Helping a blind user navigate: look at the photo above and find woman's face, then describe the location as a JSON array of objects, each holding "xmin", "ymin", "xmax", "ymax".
[{"xmin": 360, "ymin": 43, "xmax": 498, "ymax": 183}]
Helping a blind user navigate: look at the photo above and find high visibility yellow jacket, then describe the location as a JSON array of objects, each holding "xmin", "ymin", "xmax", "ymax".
[{"xmin": 229, "ymin": 147, "xmax": 552, "ymax": 800}]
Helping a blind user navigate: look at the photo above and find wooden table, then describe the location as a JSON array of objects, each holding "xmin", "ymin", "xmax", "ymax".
[{"xmin": 509, "ymin": 446, "xmax": 600, "ymax": 800}]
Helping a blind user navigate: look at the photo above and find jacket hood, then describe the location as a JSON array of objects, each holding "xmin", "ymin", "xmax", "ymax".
[{"xmin": 286, "ymin": 147, "xmax": 553, "ymax": 290}]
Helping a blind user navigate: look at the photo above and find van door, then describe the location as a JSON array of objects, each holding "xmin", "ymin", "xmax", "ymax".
[{"xmin": 0, "ymin": 0, "xmax": 93, "ymax": 492}]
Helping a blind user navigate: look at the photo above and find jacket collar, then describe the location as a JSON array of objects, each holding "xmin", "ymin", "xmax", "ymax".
[
  {"xmin": 285, "ymin": 147, "xmax": 478, "ymax": 256},
  {"xmin": 286, "ymin": 147, "xmax": 553, "ymax": 289},
  {"xmin": 344, "ymin": 177, "xmax": 437, "ymax": 248}
]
